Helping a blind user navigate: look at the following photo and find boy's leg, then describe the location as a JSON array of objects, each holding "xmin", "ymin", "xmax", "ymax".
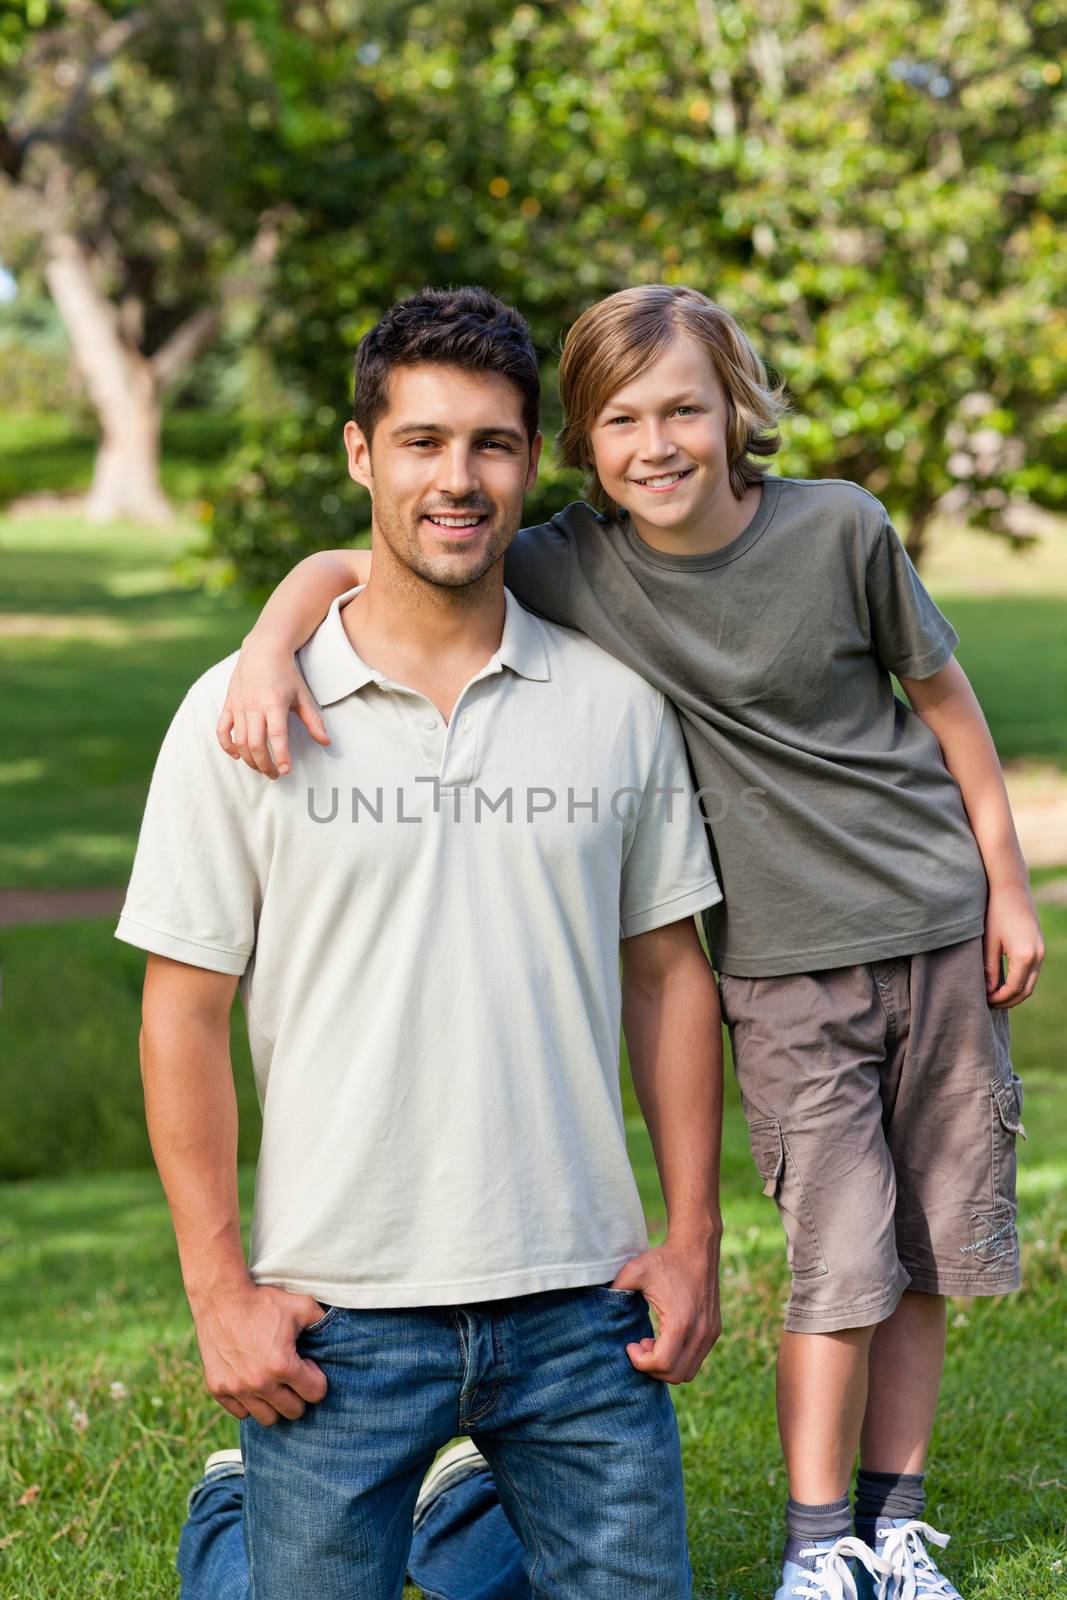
[
  {"xmin": 240, "ymin": 1303, "xmax": 459, "ymax": 1600},
  {"xmin": 860, "ymin": 1289, "xmax": 946, "ymax": 1472},
  {"xmin": 718, "ymin": 965, "xmax": 910, "ymax": 1590},
  {"xmin": 854, "ymin": 939, "xmax": 1022, "ymax": 1596},
  {"xmin": 472, "ymin": 1285, "xmax": 691, "ymax": 1600},
  {"xmin": 777, "ymin": 1325, "xmax": 876, "ymax": 1503}
]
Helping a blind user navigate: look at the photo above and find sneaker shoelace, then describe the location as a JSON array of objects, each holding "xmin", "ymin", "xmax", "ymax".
[
  {"xmin": 876, "ymin": 1522, "xmax": 957, "ymax": 1600},
  {"xmin": 792, "ymin": 1535, "xmax": 888, "ymax": 1600}
]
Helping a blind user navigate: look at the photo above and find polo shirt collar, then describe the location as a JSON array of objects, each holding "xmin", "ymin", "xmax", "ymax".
[
  {"xmin": 298, "ymin": 585, "xmax": 378, "ymax": 707},
  {"xmin": 298, "ymin": 583, "xmax": 551, "ymax": 708},
  {"xmin": 496, "ymin": 588, "xmax": 551, "ymax": 682}
]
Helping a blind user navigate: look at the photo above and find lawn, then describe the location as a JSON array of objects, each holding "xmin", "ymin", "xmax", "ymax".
[{"xmin": 1, "ymin": 496, "xmax": 1065, "ymax": 1595}]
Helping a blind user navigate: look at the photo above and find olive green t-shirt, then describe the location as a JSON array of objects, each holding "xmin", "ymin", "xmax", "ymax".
[{"xmin": 504, "ymin": 476, "xmax": 987, "ymax": 977}]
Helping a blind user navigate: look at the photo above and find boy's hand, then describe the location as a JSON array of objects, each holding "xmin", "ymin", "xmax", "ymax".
[
  {"xmin": 191, "ymin": 1281, "xmax": 331, "ymax": 1425},
  {"xmin": 611, "ymin": 1238, "xmax": 722, "ymax": 1385},
  {"xmin": 985, "ymin": 883, "xmax": 1044, "ymax": 1007},
  {"xmin": 216, "ymin": 633, "xmax": 330, "ymax": 779}
]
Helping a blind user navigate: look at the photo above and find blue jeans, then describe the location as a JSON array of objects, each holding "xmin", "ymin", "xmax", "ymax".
[{"xmin": 177, "ymin": 1285, "xmax": 690, "ymax": 1599}]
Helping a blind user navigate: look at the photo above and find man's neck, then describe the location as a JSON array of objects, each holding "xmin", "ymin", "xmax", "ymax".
[{"xmin": 340, "ymin": 547, "xmax": 507, "ymax": 722}]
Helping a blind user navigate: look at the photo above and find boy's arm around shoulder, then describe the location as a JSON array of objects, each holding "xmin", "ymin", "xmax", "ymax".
[
  {"xmin": 218, "ymin": 547, "xmax": 371, "ymax": 780},
  {"xmin": 900, "ymin": 657, "xmax": 1044, "ymax": 1007}
]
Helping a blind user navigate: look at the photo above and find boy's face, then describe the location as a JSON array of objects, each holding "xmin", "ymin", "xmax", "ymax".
[
  {"xmin": 344, "ymin": 364, "xmax": 541, "ymax": 590},
  {"xmin": 589, "ymin": 335, "xmax": 735, "ymax": 537}
]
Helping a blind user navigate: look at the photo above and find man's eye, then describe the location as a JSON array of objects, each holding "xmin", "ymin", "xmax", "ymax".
[{"xmin": 480, "ymin": 440, "xmax": 512, "ymax": 451}]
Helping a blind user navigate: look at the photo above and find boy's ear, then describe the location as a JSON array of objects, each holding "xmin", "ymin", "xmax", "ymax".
[
  {"xmin": 525, "ymin": 430, "xmax": 543, "ymax": 492},
  {"xmin": 344, "ymin": 421, "xmax": 373, "ymax": 490}
]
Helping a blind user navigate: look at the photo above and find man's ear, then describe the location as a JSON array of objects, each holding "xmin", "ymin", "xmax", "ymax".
[
  {"xmin": 525, "ymin": 431, "xmax": 543, "ymax": 492},
  {"xmin": 344, "ymin": 421, "xmax": 373, "ymax": 490}
]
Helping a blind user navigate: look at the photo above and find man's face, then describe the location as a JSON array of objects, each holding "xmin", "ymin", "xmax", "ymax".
[{"xmin": 344, "ymin": 364, "xmax": 541, "ymax": 590}]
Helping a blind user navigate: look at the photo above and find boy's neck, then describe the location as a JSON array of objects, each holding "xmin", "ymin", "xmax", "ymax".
[{"xmin": 629, "ymin": 480, "xmax": 763, "ymax": 558}]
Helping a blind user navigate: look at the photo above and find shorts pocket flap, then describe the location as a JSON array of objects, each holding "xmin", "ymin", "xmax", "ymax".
[
  {"xmin": 993, "ymin": 1074, "xmax": 1028, "ymax": 1140},
  {"xmin": 749, "ymin": 1118, "xmax": 785, "ymax": 1197}
]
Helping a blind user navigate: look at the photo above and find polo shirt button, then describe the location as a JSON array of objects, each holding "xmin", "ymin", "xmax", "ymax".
[{"xmin": 424, "ymin": 716, "xmax": 438, "ymax": 730}]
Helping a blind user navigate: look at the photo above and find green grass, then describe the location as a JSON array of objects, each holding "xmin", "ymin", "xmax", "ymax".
[
  {"xmin": 0, "ymin": 514, "xmax": 260, "ymax": 888},
  {"xmin": 947, "ymin": 596, "xmax": 1067, "ymax": 769},
  {"xmin": 1, "ymin": 914, "xmax": 1064, "ymax": 1594}
]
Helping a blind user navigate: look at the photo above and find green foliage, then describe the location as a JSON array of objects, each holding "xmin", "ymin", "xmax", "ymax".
[{"xmin": 201, "ymin": 0, "xmax": 1066, "ymax": 582}]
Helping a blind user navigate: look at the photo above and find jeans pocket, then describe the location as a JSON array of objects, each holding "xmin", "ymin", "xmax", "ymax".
[{"xmin": 301, "ymin": 1302, "xmax": 346, "ymax": 1337}]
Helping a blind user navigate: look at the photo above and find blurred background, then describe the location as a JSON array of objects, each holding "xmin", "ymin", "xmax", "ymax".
[{"xmin": 0, "ymin": 2, "xmax": 1064, "ymax": 1595}]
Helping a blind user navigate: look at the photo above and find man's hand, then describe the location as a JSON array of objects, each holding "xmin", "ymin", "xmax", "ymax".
[
  {"xmin": 191, "ymin": 1281, "xmax": 333, "ymax": 1425},
  {"xmin": 216, "ymin": 633, "xmax": 330, "ymax": 779},
  {"xmin": 611, "ymin": 1238, "xmax": 722, "ymax": 1385},
  {"xmin": 984, "ymin": 882, "xmax": 1044, "ymax": 1007}
]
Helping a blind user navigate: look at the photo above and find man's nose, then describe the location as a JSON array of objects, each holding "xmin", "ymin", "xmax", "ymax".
[{"xmin": 436, "ymin": 445, "xmax": 479, "ymax": 498}]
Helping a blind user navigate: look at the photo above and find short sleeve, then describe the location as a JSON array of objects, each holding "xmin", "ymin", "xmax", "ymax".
[
  {"xmin": 619, "ymin": 699, "xmax": 722, "ymax": 939},
  {"xmin": 503, "ymin": 518, "xmax": 578, "ymax": 627},
  {"xmin": 865, "ymin": 516, "xmax": 958, "ymax": 678},
  {"xmin": 115, "ymin": 678, "xmax": 263, "ymax": 975}
]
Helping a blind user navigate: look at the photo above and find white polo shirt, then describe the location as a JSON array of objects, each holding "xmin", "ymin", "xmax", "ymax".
[{"xmin": 116, "ymin": 587, "xmax": 721, "ymax": 1307}]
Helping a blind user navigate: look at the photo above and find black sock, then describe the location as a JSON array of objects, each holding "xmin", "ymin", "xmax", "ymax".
[
  {"xmin": 784, "ymin": 1495, "xmax": 852, "ymax": 1564},
  {"xmin": 855, "ymin": 1468, "xmax": 925, "ymax": 1538}
]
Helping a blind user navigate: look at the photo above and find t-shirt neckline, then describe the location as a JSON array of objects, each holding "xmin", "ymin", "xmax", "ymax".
[{"xmin": 618, "ymin": 475, "xmax": 782, "ymax": 570}]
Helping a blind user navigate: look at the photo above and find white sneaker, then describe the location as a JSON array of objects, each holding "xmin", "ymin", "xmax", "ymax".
[
  {"xmin": 414, "ymin": 1439, "xmax": 488, "ymax": 1516},
  {"xmin": 204, "ymin": 1447, "xmax": 244, "ymax": 1474},
  {"xmin": 874, "ymin": 1520, "xmax": 960, "ymax": 1599},
  {"xmin": 775, "ymin": 1535, "xmax": 887, "ymax": 1600}
]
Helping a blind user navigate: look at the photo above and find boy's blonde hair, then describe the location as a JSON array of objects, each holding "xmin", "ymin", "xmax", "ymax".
[{"xmin": 557, "ymin": 285, "xmax": 787, "ymax": 512}]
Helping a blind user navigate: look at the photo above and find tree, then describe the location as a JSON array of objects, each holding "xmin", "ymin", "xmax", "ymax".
[
  {"xmin": 0, "ymin": 0, "xmax": 286, "ymax": 523},
  {"xmin": 202, "ymin": 0, "xmax": 1065, "ymax": 581}
]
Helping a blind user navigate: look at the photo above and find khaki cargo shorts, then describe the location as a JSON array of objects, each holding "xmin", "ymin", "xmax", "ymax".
[{"xmin": 718, "ymin": 936, "xmax": 1024, "ymax": 1334}]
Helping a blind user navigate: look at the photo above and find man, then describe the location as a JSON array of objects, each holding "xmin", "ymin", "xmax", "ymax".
[{"xmin": 118, "ymin": 285, "xmax": 725, "ymax": 1598}]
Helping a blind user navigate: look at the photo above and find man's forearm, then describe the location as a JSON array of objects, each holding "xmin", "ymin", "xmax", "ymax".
[
  {"xmin": 622, "ymin": 933, "xmax": 724, "ymax": 1252},
  {"xmin": 140, "ymin": 988, "xmax": 248, "ymax": 1308},
  {"xmin": 248, "ymin": 548, "xmax": 370, "ymax": 652}
]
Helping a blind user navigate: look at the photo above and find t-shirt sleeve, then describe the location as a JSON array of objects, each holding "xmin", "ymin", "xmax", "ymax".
[
  {"xmin": 619, "ymin": 698, "xmax": 723, "ymax": 939},
  {"xmin": 865, "ymin": 516, "xmax": 959, "ymax": 678},
  {"xmin": 503, "ymin": 518, "xmax": 578, "ymax": 627},
  {"xmin": 114, "ymin": 682, "xmax": 262, "ymax": 975}
]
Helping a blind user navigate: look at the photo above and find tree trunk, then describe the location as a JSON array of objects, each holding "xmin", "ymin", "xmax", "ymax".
[
  {"xmin": 44, "ymin": 231, "xmax": 174, "ymax": 525},
  {"xmin": 84, "ymin": 357, "xmax": 171, "ymax": 525},
  {"xmin": 904, "ymin": 504, "xmax": 934, "ymax": 567}
]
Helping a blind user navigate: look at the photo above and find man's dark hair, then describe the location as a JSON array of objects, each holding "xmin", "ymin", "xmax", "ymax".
[{"xmin": 353, "ymin": 286, "xmax": 540, "ymax": 444}]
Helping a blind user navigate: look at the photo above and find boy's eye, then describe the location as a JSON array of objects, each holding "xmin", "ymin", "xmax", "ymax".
[
  {"xmin": 605, "ymin": 415, "xmax": 633, "ymax": 426},
  {"xmin": 674, "ymin": 405, "xmax": 700, "ymax": 416}
]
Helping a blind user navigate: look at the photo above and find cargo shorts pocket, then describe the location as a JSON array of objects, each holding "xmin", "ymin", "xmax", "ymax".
[
  {"xmin": 990, "ymin": 1071, "xmax": 1026, "ymax": 1210},
  {"xmin": 747, "ymin": 1117, "xmax": 827, "ymax": 1279}
]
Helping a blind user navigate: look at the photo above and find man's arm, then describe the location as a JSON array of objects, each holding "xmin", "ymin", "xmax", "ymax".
[
  {"xmin": 613, "ymin": 916, "xmax": 724, "ymax": 1384},
  {"xmin": 141, "ymin": 953, "xmax": 328, "ymax": 1424},
  {"xmin": 216, "ymin": 547, "xmax": 371, "ymax": 778},
  {"xmin": 899, "ymin": 657, "xmax": 1044, "ymax": 1007}
]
